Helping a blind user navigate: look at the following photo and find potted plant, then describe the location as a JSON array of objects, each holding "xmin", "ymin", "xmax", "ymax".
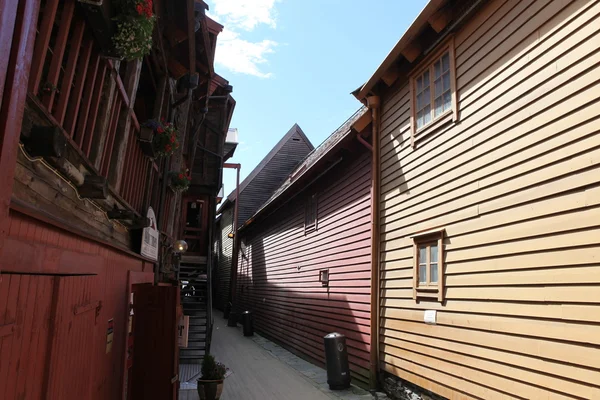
[
  {"xmin": 141, "ymin": 119, "xmax": 179, "ymax": 158},
  {"xmin": 112, "ymin": 0, "xmax": 155, "ymax": 60},
  {"xmin": 197, "ymin": 355, "xmax": 227, "ymax": 400},
  {"xmin": 170, "ymin": 170, "xmax": 191, "ymax": 192}
]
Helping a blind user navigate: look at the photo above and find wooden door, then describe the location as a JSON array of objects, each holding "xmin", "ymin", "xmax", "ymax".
[
  {"xmin": 181, "ymin": 197, "xmax": 207, "ymax": 255},
  {"xmin": 45, "ymin": 275, "xmax": 101, "ymax": 400},
  {"xmin": 130, "ymin": 284, "xmax": 179, "ymax": 400}
]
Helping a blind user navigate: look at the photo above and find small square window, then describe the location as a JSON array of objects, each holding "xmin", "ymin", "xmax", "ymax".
[
  {"xmin": 305, "ymin": 193, "xmax": 317, "ymax": 234},
  {"xmin": 412, "ymin": 229, "xmax": 445, "ymax": 302},
  {"xmin": 319, "ymin": 269, "xmax": 329, "ymax": 287}
]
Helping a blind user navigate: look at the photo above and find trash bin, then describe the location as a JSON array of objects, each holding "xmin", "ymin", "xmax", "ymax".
[
  {"xmin": 323, "ymin": 332, "xmax": 351, "ymax": 390},
  {"xmin": 241, "ymin": 310, "xmax": 253, "ymax": 336}
]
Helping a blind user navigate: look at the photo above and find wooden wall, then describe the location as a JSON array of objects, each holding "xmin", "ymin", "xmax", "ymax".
[
  {"xmin": 215, "ymin": 205, "xmax": 234, "ymax": 310},
  {"xmin": 235, "ymin": 152, "xmax": 372, "ymax": 386},
  {"xmin": 378, "ymin": 0, "xmax": 600, "ymax": 398},
  {"xmin": 0, "ymin": 210, "xmax": 152, "ymax": 400}
]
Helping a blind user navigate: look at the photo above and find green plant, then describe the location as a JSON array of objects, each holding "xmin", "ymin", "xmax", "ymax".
[
  {"xmin": 200, "ymin": 355, "xmax": 227, "ymax": 381},
  {"xmin": 112, "ymin": 0, "xmax": 155, "ymax": 60},
  {"xmin": 144, "ymin": 119, "xmax": 179, "ymax": 157},
  {"xmin": 170, "ymin": 170, "xmax": 191, "ymax": 192}
]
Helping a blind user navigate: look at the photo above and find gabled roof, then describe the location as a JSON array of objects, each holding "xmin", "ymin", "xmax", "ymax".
[
  {"xmin": 240, "ymin": 107, "xmax": 370, "ymax": 230},
  {"xmin": 217, "ymin": 124, "xmax": 313, "ymax": 213},
  {"xmin": 227, "ymin": 124, "xmax": 313, "ymax": 202}
]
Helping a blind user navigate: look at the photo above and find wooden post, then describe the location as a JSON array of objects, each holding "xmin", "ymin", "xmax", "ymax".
[
  {"xmin": 90, "ymin": 60, "xmax": 120, "ymax": 169},
  {"xmin": 109, "ymin": 59, "xmax": 143, "ymax": 190},
  {"xmin": 0, "ymin": 0, "xmax": 41, "ymax": 273}
]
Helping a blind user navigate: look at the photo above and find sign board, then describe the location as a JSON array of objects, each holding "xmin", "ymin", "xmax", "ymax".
[
  {"xmin": 178, "ymin": 315, "xmax": 189, "ymax": 348},
  {"xmin": 141, "ymin": 207, "xmax": 159, "ymax": 261},
  {"xmin": 106, "ymin": 319, "xmax": 114, "ymax": 353}
]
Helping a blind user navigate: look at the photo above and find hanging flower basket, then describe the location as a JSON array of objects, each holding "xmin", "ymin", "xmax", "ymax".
[
  {"xmin": 112, "ymin": 0, "xmax": 156, "ymax": 60},
  {"xmin": 143, "ymin": 119, "xmax": 180, "ymax": 158},
  {"xmin": 170, "ymin": 170, "xmax": 191, "ymax": 192}
]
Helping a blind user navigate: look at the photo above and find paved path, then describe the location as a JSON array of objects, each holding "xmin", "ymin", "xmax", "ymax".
[{"xmin": 180, "ymin": 314, "xmax": 389, "ymax": 400}]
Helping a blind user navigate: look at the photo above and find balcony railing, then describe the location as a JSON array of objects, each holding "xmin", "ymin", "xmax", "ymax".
[{"xmin": 28, "ymin": 0, "xmax": 158, "ymax": 217}]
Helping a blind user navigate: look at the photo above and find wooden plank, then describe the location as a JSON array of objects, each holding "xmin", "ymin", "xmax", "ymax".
[
  {"xmin": 75, "ymin": 51, "xmax": 101, "ymax": 148},
  {"xmin": 0, "ymin": 0, "xmax": 41, "ymax": 273},
  {"xmin": 64, "ymin": 37, "xmax": 93, "ymax": 136},
  {"xmin": 0, "ymin": 0, "xmax": 19, "ymax": 111},
  {"xmin": 28, "ymin": 0, "xmax": 59, "ymax": 95},
  {"xmin": 42, "ymin": 0, "xmax": 75, "ymax": 111},
  {"xmin": 83, "ymin": 63, "xmax": 108, "ymax": 157},
  {"xmin": 101, "ymin": 97, "xmax": 123, "ymax": 176},
  {"xmin": 54, "ymin": 18, "xmax": 85, "ymax": 124}
]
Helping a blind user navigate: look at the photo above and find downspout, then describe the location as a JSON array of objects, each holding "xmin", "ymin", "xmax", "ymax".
[
  {"xmin": 367, "ymin": 95, "xmax": 381, "ymax": 390},
  {"xmin": 224, "ymin": 163, "xmax": 241, "ymax": 326}
]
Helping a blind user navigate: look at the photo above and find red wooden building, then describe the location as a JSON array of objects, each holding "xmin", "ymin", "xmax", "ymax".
[
  {"xmin": 228, "ymin": 108, "xmax": 376, "ymax": 387},
  {"xmin": 0, "ymin": 0, "xmax": 234, "ymax": 399}
]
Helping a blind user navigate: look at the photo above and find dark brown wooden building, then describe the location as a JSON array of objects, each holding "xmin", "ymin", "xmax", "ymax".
[
  {"xmin": 0, "ymin": 0, "xmax": 234, "ymax": 399},
  {"xmin": 229, "ymin": 109, "xmax": 376, "ymax": 387},
  {"xmin": 215, "ymin": 124, "xmax": 313, "ymax": 311}
]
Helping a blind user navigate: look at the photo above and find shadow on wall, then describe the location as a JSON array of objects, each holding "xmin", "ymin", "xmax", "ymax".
[{"xmin": 228, "ymin": 153, "xmax": 380, "ymax": 387}]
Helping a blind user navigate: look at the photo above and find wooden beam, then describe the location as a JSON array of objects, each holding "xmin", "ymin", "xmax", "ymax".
[
  {"xmin": 428, "ymin": 6, "xmax": 452, "ymax": 33},
  {"xmin": 381, "ymin": 64, "xmax": 401, "ymax": 87},
  {"xmin": 187, "ymin": 0, "xmax": 196, "ymax": 75},
  {"xmin": 0, "ymin": 0, "xmax": 41, "ymax": 274},
  {"xmin": 352, "ymin": 110, "xmax": 372, "ymax": 134},
  {"xmin": 401, "ymin": 42, "xmax": 422, "ymax": 63}
]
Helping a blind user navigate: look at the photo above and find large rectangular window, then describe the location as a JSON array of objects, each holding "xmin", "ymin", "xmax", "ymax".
[{"xmin": 410, "ymin": 38, "xmax": 458, "ymax": 143}]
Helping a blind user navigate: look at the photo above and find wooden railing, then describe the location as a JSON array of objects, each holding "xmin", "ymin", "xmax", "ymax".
[{"xmin": 28, "ymin": 0, "xmax": 154, "ymax": 216}]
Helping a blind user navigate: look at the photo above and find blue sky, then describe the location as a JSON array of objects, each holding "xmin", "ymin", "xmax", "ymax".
[{"xmin": 206, "ymin": 0, "xmax": 429, "ymax": 198}]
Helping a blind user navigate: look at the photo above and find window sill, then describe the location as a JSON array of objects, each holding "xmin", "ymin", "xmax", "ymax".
[
  {"xmin": 414, "ymin": 287, "xmax": 442, "ymax": 302},
  {"xmin": 413, "ymin": 111, "xmax": 454, "ymax": 147}
]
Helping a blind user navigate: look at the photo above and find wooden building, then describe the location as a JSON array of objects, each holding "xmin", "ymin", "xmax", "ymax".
[
  {"xmin": 0, "ymin": 0, "xmax": 234, "ymax": 399},
  {"xmin": 353, "ymin": 0, "xmax": 600, "ymax": 398},
  {"xmin": 215, "ymin": 124, "xmax": 313, "ymax": 311},
  {"xmin": 230, "ymin": 108, "xmax": 376, "ymax": 387}
]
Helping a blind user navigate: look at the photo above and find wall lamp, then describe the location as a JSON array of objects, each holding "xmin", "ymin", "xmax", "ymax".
[{"xmin": 174, "ymin": 239, "xmax": 189, "ymax": 254}]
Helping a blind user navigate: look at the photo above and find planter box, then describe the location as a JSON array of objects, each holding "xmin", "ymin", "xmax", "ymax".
[
  {"xmin": 77, "ymin": 0, "xmax": 121, "ymax": 59},
  {"xmin": 138, "ymin": 126, "xmax": 156, "ymax": 158}
]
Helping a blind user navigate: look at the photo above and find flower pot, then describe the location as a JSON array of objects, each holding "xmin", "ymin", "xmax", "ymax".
[
  {"xmin": 77, "ymin": 0, "xmax": 121, "ymax": 59},
  {"xmin": 197, "ymin": 380, "xmax": 224, "ymax": 400}
]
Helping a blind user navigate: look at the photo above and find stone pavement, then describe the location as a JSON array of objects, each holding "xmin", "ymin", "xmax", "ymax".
[{"xmin": 180, "ymin": 313, "xmax": 390, "ymax": 400}]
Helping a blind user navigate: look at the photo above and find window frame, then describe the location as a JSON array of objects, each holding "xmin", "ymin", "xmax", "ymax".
[
  {"xmin": 409, "ymin": 36, "xmax": 458, "ymax": 146},
  {"xmin": 304, "ymin": 193, "xmax": 318, "ymax": 234},
  {"xmin": 411, "ymin": 229, "xmax": 445, "ymax": 302}
]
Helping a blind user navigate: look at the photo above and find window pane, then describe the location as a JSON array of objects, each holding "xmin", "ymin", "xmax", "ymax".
[
  {"xmin": 442, "ymin": 52, "xmax": 450, "ymax": 71},
  {"xmin": 423, "ymin": 87, "xmax": 430, "ymax": 106},
  {"xmin": 419, "ymin": 245, "xmax": 427, "ymax": 263},
  {"xmin": 443, "ymin": 91, "xmax": 452, "ymax": 112},
  {"xmin": 434, "ymin": 96, "xmax": 443, "ymax": 117},
  {"xmin": 434, "ymin": 78, "xmax": 442, "ymax": 97},
  {"xmin": 416, "ymin": 110, "xmax": 423, "ymax": 129},
  {"xmin": 416, "ymin": 76, "xmax": 422, "ymax": 92},
  {"xmin": 430, "ymin": 244, "xmax": 438, "ymax": 263},
  {"xmin": 423, "ymin": 71, "xmax": 430, "ymax": 87},
  {"xmin": 443, "ymin": 72, "xmax": 451, "ymax": 91},
  {"xmin": 418, "ymin": 264, "xmax": 427, "ymax": 284},
  {"xmin": 434, "ymin": 61, "xmax": 441, "ymax": 79},
  {"xmin": 430, "ymin": 263, "xmax": 438, "ymax": 283},
  {"xmin": 423, "ymin": 105, "xmax": 431, "ymax": 124}
]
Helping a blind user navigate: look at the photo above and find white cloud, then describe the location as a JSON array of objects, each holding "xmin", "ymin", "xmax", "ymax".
[
  {"xmin": 210, "ymin": 0, "xmax": 278, "ymax": 31},
  {"xmin": 207, "ymin": 0, "xmax": 280, "ymax": 78},
  {"xmin": 215, "ymin": 29, "xmax": 277, "ymax": 78}
]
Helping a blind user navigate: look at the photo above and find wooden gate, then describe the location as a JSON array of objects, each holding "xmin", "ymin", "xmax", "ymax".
[{"xmin": 130, "ymin": 284, "xmax": 180, "ymax": 400}]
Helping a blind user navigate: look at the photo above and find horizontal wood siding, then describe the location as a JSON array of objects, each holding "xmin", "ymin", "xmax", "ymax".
[
  {"xmin": 237, "ymin": 129, "xmax": 313, "ymax": 226},
  {"xmin": 216, "ymin": 206, "xmax": 234, "ymax": 311},
  {"xmin": 378, "ymin": 0, "xmax": 600, "ymax": 398},
  {"xmin": 236, "ymin": 152, "xmax": 372, "ymax": 386}
]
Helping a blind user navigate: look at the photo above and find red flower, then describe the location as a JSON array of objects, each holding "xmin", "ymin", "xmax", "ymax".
[
  {"xmin": 170, "ymin": 136, "xmax": 175, "ymax": 143},
  {"xmin": 136, "ymin": 4, "xmax": 143, "ymax": 15},
  {"xmin": 178, "ymin": 173, "xmax": 184, "ymax": 179},
  {"xmin": 165, "ymin": 145, "xmax": 172, "ymax": 152},
  {"xmin": 157, "ymin": 126, "xmax": 164, "ymax": 133}
]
